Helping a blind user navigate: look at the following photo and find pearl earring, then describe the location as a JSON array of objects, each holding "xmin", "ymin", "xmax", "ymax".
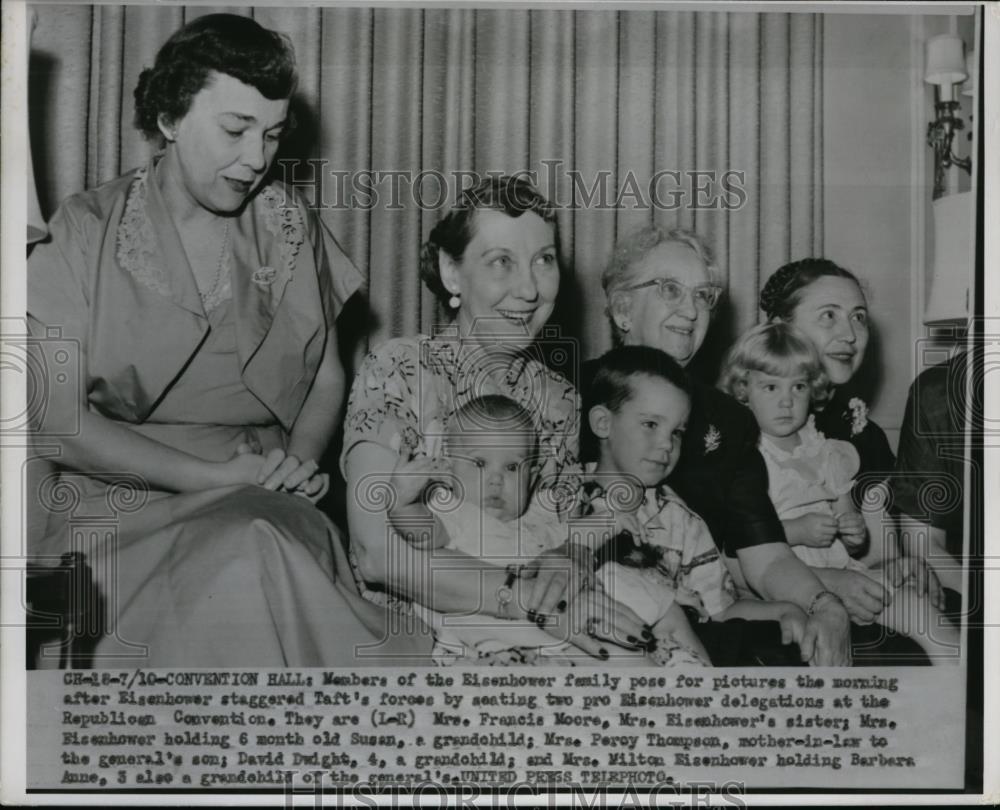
[
  {"xmin": 619, "ymin": 319, "xmax": 631, "ymax": 332},
  {"xmin": 448, "ymin": 294, "xmax": 461, "ymax": 309}
]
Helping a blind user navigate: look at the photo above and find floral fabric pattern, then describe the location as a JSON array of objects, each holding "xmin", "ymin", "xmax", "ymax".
[
  {"xmin": 581, "ymin": 478, "xmax": 738, "ymax": 622},
  {"xmin": 342, "ymin": 335, "xmax": 581, "ymax": 519}
]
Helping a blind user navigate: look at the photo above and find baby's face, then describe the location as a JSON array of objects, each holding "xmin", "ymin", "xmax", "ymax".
[{"xmin": 445, "ymin": 430, "xmax": 534, "ymax": 522}]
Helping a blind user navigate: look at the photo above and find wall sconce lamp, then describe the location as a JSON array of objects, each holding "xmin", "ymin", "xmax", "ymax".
[{"xmin": 924, "ymin": 34, "xmax": 972, "ymax": 199}]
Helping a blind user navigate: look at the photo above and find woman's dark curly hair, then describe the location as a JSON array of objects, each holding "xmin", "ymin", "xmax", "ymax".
[
  {"xmin": 419, "ymin": 176, "xmax": 560, "ymax": 310},
  {"xmin": 133, "ymin": 13, "xmax": 297, "ymax": 140},
  {"xmin": 759, "ymin": 258, "xmax": 863, "ymax": 321}
]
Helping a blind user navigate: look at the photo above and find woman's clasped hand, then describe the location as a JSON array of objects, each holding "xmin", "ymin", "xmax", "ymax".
[{"xmin": 226, "ymin": 445, "xmax": 330, "ymax": 501}]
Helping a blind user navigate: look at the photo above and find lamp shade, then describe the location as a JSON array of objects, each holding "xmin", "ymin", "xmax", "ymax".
[{"xmin": 925, "ymin": 34, "xmax": 967, "ymax": 86}]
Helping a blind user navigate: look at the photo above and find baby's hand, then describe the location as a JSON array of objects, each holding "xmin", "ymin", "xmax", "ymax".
[
  {"xmin": 836, "ymin": 510, "xmax": 867, "ymax": 552},
  {"xmin": 388, "ymin": 456, "xmax": 453, "ymax": 508}
]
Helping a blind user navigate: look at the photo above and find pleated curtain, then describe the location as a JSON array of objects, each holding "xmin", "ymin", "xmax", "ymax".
[{"xmin": 29, "ymin": 5, "xmax": 824, "ymax": 376}]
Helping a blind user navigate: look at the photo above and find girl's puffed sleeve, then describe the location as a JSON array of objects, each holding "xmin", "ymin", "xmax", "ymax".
[
  {"xmin": 340, "ymin": 339, "xmax": 423, "ymax": 472},
  {"xmin": 823, "ymin": 439, "xmax": 862, "ymax": 496}
]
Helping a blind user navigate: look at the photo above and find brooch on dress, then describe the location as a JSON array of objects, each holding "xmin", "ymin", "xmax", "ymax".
[
  {"xmin": 703, "ymin": 424, "xmax": 721, "ymax": 454},
  {"xmin": 848, "ymin": 397, "xmax": 869, "ymax": 436},
  {"xmin": 252, "ymin": 266, "xmax": 278, "ymax": 289}
]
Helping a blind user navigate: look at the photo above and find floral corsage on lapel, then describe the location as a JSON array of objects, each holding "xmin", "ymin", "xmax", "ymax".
[
  {"xmin": 252, "ymin": 266, "xmax": 278, "ymax": 289},
  {"xmin": 847, "ymin": 397, "xmax": 869, "ymax": 436},
  {"xmin": 703, "ymin": 424, "xmax": 721, "ymax": 454}
]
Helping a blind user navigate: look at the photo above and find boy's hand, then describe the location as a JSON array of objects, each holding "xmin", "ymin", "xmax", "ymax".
[
  {"xmin": 836, "ymin": 510, "xmax": 867, "ymax": 552},
  {"xmin": 614, "ymin": 512, "xmax": 648, "ymax": 545},
  {"xmin": 388, "ymin": 456, "xmax": 453, "ymax": 508}
]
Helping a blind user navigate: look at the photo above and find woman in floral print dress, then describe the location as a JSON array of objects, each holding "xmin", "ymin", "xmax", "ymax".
[{"xmin": 341, "ymin": 176, "xmax": 649, "ymax": 665}]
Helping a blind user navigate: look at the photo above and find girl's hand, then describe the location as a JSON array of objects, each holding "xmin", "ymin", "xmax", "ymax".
[
  {"xmin": 784, "ymin": 512, "xmax": 838, "ymax": 548},
  {"xmin": 836, "ymin": 510, "xmax": 867, "ymax": 552},
  {"xmin": 388, "ymin": 456, "xmax": 454, "ymax": 508}
]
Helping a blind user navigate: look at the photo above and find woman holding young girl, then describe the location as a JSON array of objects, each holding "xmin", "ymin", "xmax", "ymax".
[
  {"xmin": 720, "ymin": 320, "xmax": 957, "ymax": 662},
  {"xmin": 599, "ymin": 227, "xmax": 852, "ymax": 666},
  {"xmin": 754, "ymin": 260, "xmax": 950, "ymax": 661}
]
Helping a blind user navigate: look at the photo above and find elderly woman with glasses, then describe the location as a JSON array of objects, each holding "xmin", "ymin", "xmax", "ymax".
[{"xmin": 594, "ymin": 226, "xmax": 852, "ymax": 666}]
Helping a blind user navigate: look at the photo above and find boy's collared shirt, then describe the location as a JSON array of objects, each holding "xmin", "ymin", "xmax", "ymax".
[{"xmin": 574, "ymin": 476, "xmax": 737, "ymax": 621}]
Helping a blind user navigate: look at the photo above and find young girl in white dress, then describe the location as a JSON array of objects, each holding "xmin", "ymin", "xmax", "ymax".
[{"xmin": 721, "ymin": 322, "xmax": 959, "ymax": 664}]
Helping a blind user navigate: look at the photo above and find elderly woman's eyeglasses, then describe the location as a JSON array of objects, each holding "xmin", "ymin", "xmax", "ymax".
[{"xmin": 623, "ymin": 278, "xmax": 724, "ymax": 311}]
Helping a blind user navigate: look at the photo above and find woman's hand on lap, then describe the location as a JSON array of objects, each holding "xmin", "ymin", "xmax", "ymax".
[
  {"xmin": 879, "ymin": 556, "xmax": 946, "ymax": 610},
  {"xmin": 224, "ymin": 446, "xmax": 328, "ymax": 502},
  {"xmin": 817, "ymin": 568, "xmax": 889, "ymax": 624},
  {"xmin": 539, "ymin": 584, "xmax": 650, "ymax": 661},
  {"xmin": 521, "ymin": 542, "xmax": 595, "ymax": 616},
  {"xmin": 800, "ymin": 597, "xmax": 852, "ymax": 666},
  {"xmin": 293, "ymin": 472, "xmax": 330, "ymax": 504},
  {"xmin": 210, "ymin": 446, "xmax": 271, "ymax": 487},
  {"xmin": 256, "ymin": 448, "xmax": 314, "ymax": 491}
]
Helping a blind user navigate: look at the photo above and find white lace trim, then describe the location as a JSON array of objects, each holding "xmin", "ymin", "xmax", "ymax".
[
  {"xmin": 758, "ymin": 414, "xmax": 824, "ymax": 462},
  {"xmin": 116, "ymin": 166, "xmax": 171, "ymax": 298},
  {"xmin": 200, "ymin": 249, "xmax": 232, "ymax": 313},
  {"xmin": 259, "ymin": 185, "xmax": 305, "ymax": 283},
  {"xmin": 117, "ymin": 169, "xmax": 302, "ymax": 310}
]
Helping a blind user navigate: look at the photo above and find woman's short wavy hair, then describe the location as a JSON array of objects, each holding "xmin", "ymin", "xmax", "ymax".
[
  {"xmin": 133, "ymin": 13, "xmax": 297, "ymax": 141},
  {"xmin": 419, "ymin": 176, "xmax": 560, "ymax": 310},
  {"xmin": 720, "ymin": 321, "xmax": 830, "ymax": 406},
  {"xmin": 602, "ymin": 226, "xmax": 724, "ymax": 347},
  {"xmin": 759, "ymin": 257, "xmax": 863, "ymax": 322}
]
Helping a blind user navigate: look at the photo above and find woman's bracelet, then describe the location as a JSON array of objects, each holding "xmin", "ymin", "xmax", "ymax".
[
  {"xmin": 496, "ymin": 565, "xmax": 522, "ymax": 619},
  {"xmin": 806, "ymin": 589, "xmax": 843, "ymax": 616}
]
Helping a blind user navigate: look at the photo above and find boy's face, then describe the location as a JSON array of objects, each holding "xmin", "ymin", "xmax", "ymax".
[
  {"xmin": 592, "ymin": 374, "xmax": 691, "ymax": 487},
  {"xmin": 445, "ymin": 429, "xmax": 534, "ymax": 522}
]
